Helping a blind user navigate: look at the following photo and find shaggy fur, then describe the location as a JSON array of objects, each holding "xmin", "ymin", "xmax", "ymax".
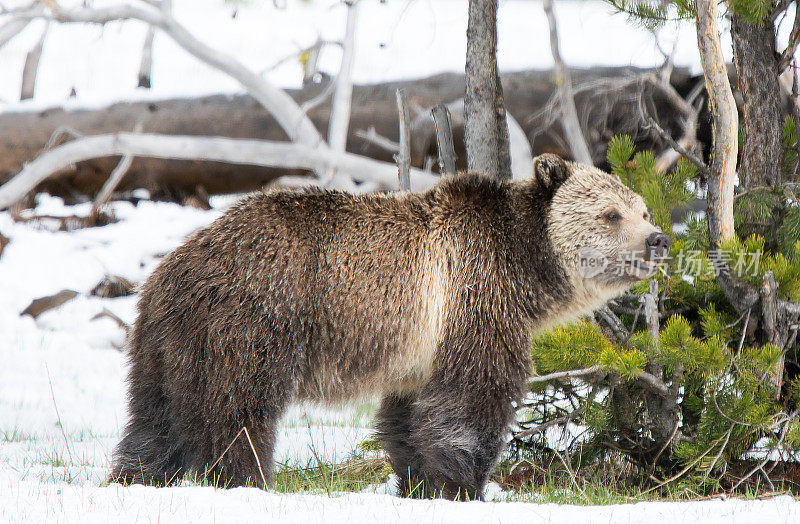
[{"xmin": 109, "ymin": 154, "xmax": 664, "ymax": 500}]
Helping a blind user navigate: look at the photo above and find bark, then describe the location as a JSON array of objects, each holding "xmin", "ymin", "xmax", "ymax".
[
  {"xmin": 731, "ymin": 14, "xmax": 783, "ymax": 188},
  {"xmin": 695, "ymin": 0, "xmax": 738, "ymax": 246},
  {"xmin": 697, "ymin": 44, "xmax": 759, "ymax": 316},
  {"xmin": 394, "ymin": 89, "xmax": 411, "ymax": 190},
  {"xmin": 431, "ymin": 104, "xmax": 457, "ymax": 175},
  {"xmin": 760, "ymin": 271, "xmax": 790, "ymax": 399},
  {"xmin": 464, "ymin": 0, "xmax": 512, "ymax": 179},
  {"xmin": 643, "ymin": 281, "xmax": 680, "ymax": 453}
]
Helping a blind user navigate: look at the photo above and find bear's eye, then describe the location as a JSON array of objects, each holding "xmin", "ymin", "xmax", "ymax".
[
  {"xmin": 643, "ymin": 211, "xmax": 651, "ymax": 221},
  {"xmin": 602, "ymin": 210, "xmax": 621, "ymax": 223}
]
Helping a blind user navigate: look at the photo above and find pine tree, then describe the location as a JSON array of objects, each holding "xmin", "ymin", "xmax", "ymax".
[{"xmin": 512, "ymin": 136, "xmax": 800, "ymax": 494}]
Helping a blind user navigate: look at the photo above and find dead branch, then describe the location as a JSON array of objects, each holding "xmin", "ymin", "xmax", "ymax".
[
  {"xmin": 542, "ymin": 0, "xmax": 592, "ymax": 165},
  {"xmin": 327, "ymin": 0, "xmax": 359, "ymax": 154},
  {"xmin": 0, "ymin": 5, "xmax": 37, "ymax": 48},
  {"xmin": 642, "ymin": 74, "xmax": 704, "ymax": 173},
  {"xmin": 431, "ymin": 104, "xmax": 457, "ymax": 175},
  {"xmin": 20, "ymin": 21, "xmax": 48, "ymax": 101},
  {"xmin": 299, "ymin": 74, "xmax": 337, "ymax": 115},
  {"xmin": 137, "ymin": 0, "xmax": 171, "ymax": 88},
  {"xmin": 14, "ymin": 2, "xmax": 324, "ymax": 147},
  {"xmin": 92, "ymin": 154, "xmax": 133, "ymax": 212},
  {"xmin": 635, "ymin": 368, "xmax": 671, "ymax": 398},
  {"xmin": 91, "ymin": 308, "xmax": 131, "ymax": 332},
  {"xmin": 92, "ymin": 122, "xmax": 143, "ymax": 211},
  {"xmin": 394, "ymin": 88, "xmax": 411, "ymax": 191},
  {"xmin": 0, "ymin": 133, "xmax": 438, "ymax": 210},
  {"xmin": 354, "ymin": 126, "xmax": 399, "ymax": 153},
  {"xmin": 777, "ymin": 1, "xmax": 800, "ymax": 74},
  {"xmin": 646, "ymin": 116, "xmax": 708, "ymax": 174},
  {"xmin": 595, "ymin": 304, "xmax": 630, "ymax": 341}
]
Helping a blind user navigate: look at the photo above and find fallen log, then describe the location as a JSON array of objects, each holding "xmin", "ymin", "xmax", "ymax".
[{"xmin": 0, "ymin": 67, "xmax": 701, "ymax": 202}]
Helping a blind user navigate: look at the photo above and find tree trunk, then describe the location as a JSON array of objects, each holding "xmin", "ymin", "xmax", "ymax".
[
  {"xmin": 464, "ymin": 0, "xmax": 512, "ymax": 179},
  {"xmin": 695, "ymin": 0, "xmax": 738, "ymax": 247},
  {"xmin": 731, "ymin": 13, "xmax": 783, "ymax": 188}
]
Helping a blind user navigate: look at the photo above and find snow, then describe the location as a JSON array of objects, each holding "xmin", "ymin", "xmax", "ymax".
[{"xmin": 1, "ymin": 0, "xmax": 800, "ymax": 520}]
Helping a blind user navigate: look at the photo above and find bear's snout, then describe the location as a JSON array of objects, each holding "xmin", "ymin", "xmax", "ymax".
[{"xmin": 645, "ymin": 232, "xmax": 670, "ymax": 260}]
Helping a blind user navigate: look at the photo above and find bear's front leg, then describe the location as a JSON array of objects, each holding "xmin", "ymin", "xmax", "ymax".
[{"xmin": 405, "ymin": 372, "xmax": 519, "ymax": 500}]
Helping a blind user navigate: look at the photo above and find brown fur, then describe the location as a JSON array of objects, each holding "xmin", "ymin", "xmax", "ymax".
[{"xmin": 109, "ymin": 154, "xmax": 664, "ymax": 499}]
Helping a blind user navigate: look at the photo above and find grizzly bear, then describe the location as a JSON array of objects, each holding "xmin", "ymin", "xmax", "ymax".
[{"xmin": 109, "ymin": 154, "xmax": 669, "ymax": 500}]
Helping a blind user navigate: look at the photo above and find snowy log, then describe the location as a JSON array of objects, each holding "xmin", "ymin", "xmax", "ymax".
[
  {"xmin": 0, "ymin": 133, "xmax": 438, "ymax": 210},
  {"xmin": 0, "ymin": 69, "xmax": 701, "ymax": 199}
]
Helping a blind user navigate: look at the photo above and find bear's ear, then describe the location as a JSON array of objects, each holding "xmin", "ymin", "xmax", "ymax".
[{"xmin": 532, "ymin": 154, "xmax": 570, "ymax": 195}]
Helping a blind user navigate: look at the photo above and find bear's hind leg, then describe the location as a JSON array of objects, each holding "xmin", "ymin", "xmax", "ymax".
[
  {"xmin": 110, "ymin": 390, "xmax": 186, "ymax": 486},
  {"xmin": 375, "ymin": 393, "xmax": 428, "ymax": 496}
]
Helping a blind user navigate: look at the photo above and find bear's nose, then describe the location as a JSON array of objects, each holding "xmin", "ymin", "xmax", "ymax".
[{"xmin": 645, "ymin": 232, "xmax": 670, "ymax": 259}]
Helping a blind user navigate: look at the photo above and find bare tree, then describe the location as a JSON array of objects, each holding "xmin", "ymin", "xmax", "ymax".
[
  {"xmin": 137, "ymin": 0, "xmax": 172, "ymax": 89},
  {"xmin": 464, "ymin": 0, "xmax": 512, "ymax": 179},
  {"xmin": 542, "ymin": 0, "xmax": 592, "ymax": 165},
  {"xmin": 327, "ymin": 0, "xmax": 359, "ymax": 154},
  {"xmin": 19, "ymin": 22, "xmax": 48, "ymax": 101},
  {"xmin": 0, "ymin": 1, "xmax": 441, "ymax": 209},
  {"xmin": 695, "ymin": 0, "xmax": 737, "ymax": 246},
  {"xmin": 695, "ymin": 0, "xmax": 800, "ymax": 353}
]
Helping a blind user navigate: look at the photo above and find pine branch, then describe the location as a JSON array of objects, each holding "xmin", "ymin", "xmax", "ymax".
[{"xmin": 595, "ymin": 305, "xmax": 629, "ymax": 341}]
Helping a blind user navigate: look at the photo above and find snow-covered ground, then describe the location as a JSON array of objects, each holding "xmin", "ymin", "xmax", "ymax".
[
  {"xmin": 1, "ymin": 196, "xmax": 799, "ymax": 523},
  {"xmin": 2, "ymin": 0, "xmax": 800, "ymax": 521}
]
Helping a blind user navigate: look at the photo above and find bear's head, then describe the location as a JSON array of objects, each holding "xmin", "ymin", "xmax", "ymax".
[{"xmin": 533, "ymin": 154, "xmax": 670, "ymax": 299}]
